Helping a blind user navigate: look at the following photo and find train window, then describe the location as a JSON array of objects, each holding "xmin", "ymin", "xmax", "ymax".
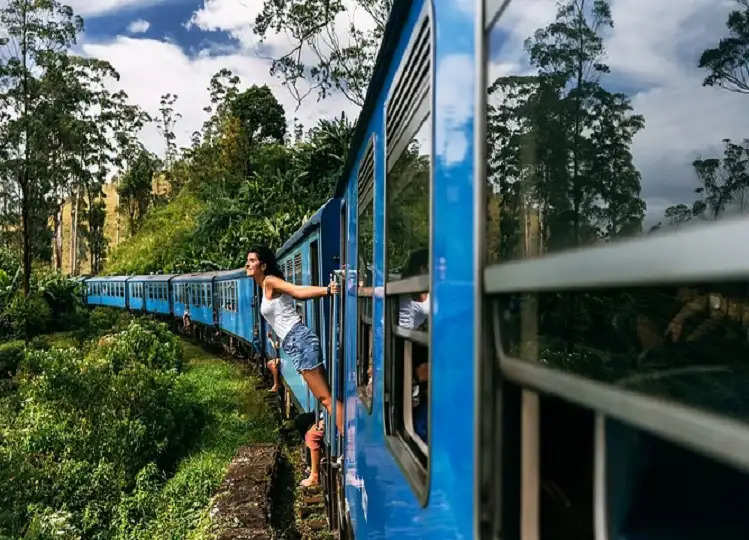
[
  {"xmin": 286, "ymin": 259, "xmax": 293, "ymax": 284},
  {"xmin": 294, "ymin": 253, "xmax": 303, "ymax": 285},
  {"xmin": 357, "ymin": 138, "xmax": 375, "ymax": 411},
  {"xmin": 484, "ymin": 0, "xmax": 749, "ymax": 265},
  {"xmin": 482, "ymin": 2, "xmax": 749, "ymax": 537},
  {"xmin": 383, "ymin": 8, "xmax": 431, "ymax": 502}
]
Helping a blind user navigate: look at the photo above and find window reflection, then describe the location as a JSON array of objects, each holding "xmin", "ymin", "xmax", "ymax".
[
  {"xmin": 486, "ymin": 0, "xmax": 749, "ymax": 264},
  {"xmin": 499, "ymin": 283, "xmax": 749, "ymax": 420},
  {"xmin": 358, "ymin": 177, "xmax": 374, "ymax": 409},
  {"xmin": 385, "ymin": 113, "xmax": 431, "ymax": 459},
  {"xmin": 387, "ymin": 117, "xmax": 430, "ymax": 279}
]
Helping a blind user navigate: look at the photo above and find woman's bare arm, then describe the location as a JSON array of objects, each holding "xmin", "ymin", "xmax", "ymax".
[{"xmin": 266, "ymin": 275, "xmax": 337, "ymax": 300}]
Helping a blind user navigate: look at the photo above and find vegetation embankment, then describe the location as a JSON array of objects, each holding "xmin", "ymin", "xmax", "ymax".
[
  {"xmin": 104, "ymin": 111, "xmax": 351, "ymax": 276},
  {"xmin": 0, "ymin": 309, "xmax": 276, "ymax": 538}
]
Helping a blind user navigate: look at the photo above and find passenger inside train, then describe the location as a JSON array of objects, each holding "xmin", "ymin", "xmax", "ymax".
[{"xmin": 398, "ymin": 249, "xmax": 430, "ymax": 441}]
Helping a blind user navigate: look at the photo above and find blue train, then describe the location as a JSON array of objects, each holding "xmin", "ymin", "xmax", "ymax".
[{"xmin": 83, "ymin": 0, "xmax": 749, "ymax": 537}]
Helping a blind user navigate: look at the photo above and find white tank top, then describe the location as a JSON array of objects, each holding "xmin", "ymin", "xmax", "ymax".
[{"xmin": 260, "ymin": 292, "xmax": 301, "ymax": 340}]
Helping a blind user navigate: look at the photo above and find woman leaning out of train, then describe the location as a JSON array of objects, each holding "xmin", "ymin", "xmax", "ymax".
[{"xmin": 245, "ymin": 246, "xmax": 343, "ymax": 433}]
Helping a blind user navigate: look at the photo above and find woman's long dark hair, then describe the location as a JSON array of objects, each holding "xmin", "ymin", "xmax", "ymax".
[{"xmin": 249, "ymin": 246, "xmax": 285, "ymax": 279}]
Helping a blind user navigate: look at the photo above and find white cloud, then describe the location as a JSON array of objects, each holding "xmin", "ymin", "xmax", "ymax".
[
  {"xmin": 186, "ymin": 0, "xmax": 378, "ymax": 62},
  {"xmin": 127, "ymin": 19, "xmax": 151, "ymax": 34},
  {"xmin": 436, "ymin": 54, "xmax": 473, "ymax": 166},
  {"xmin": 81, "ymin": 36, "xmax": 360, "ymax": 162},
  {"xmin": 66, "ymin": 0, "xmax": 167, "ymax": 17}
]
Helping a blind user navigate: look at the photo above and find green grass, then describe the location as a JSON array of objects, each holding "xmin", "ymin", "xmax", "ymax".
[
  {"xmin": 43, "ymin": 331, "xmax": 77, "ymax": 349},
  {"xmin": 117, "ymin": 339, "xmax": 277, "ymax": 539}
]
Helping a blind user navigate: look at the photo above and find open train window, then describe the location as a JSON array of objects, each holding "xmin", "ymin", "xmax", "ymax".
[
  {"xmin": 309, "ymin": 240, "xmax": 320, "ymax": 335},
  {"xmin": 357, "ymin": 138, "xmax": 375, "ymax": 412},
  {"xmin": 481, "ymin": 1, "xmax": 749, "ymax": 537},
  {"xmin": 383, "ymin": 7, "xmax": 432, "ymax": 504},
  {"xmin": 294, "ymin": 253, "xmax": 303, "ymax": 285}
]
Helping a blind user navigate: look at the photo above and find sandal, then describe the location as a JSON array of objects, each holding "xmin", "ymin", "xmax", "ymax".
[{"xmin": 299, "ymin": 477, "xmax": 319, "ymax": 488}]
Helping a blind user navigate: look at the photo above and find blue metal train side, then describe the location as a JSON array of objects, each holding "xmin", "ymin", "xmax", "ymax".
[
  {"xmin": 145, "ymin": 276, "xmax": 175, "ymax": 315},
  {"xmin": 214, "ymin": 268, "xmax": 256, "ymax": 345},
  {"xmin": 127, "ymin": 277, "xmax": 145, "ymax": 311},
  {"xmin": 335, "ymin": 0, "xmax": 478, "ymax": 537},
  {"xmin": 84, "ymin": 276, "xmax": 128, "ymax": 309},
  {"xmin": 171, "ymin": 273, "xmax": 216, "ymax": 326},
  {"xmin": 275, "ymin": 199, "xmax": 341, "ymax": 413}
]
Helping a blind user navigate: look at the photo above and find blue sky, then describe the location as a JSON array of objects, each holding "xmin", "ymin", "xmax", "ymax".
[
  {"xmin": 79, "ymin": 0, "xmax": 235, "ymax": 57},
  {"xmin": 66, "ymin": 0, "xmax": 360, "ymax": 159}
]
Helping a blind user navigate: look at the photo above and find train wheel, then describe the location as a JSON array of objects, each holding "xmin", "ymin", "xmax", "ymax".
[{"xmin": 335, "ymin": 465, "xmax": 352, "ymax": 539}]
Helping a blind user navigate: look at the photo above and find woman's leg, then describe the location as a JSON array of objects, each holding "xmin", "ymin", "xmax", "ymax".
[
  {"xmin": 301, "ymin": 366, "xmax": 343, "ymax": 433},
  {"xmin": 301, "ymin": 424, "xmax": 323, "ymax": 487},
  {"xmin": 266, "ymin": 359, "xmax": 280, "ymax": 392}
]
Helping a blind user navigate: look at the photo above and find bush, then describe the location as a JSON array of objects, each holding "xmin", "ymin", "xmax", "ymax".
[
  {"xmin": 0, "ymin": 340, "xmax": 24, "ymax": 378},
  {"xmin": 0, "ymin": 321, "xmax": 203, "ymax": 537},
  {"xmin": 97, "ymin": 319, "xmax": 183, "ymax": 374},
  {"xmin": 35, "ymin": 270, "xmax": 83, "ymax": 322},
  {"xmin": 3, "ymin": 293, "xmax": 51, "ymax": 340}
]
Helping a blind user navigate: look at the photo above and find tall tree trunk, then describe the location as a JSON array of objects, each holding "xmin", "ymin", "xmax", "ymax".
[
  {"xmin": 70, "ymin": 186, "xmax": 79, "ymax": 275},
  {"xmin": 53, "ymin": 204, "xmax": 63, "ymax": 270},
  {"xmin": 21, "ymin": 0, "xmax": 30, "ymax": 295},
  {"xmin": 20, "ymin": 170, "xmax": 31, "ymax": 295}
]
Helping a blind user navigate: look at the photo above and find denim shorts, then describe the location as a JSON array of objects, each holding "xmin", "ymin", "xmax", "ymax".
[{"xmin": 282, "ymin": 323, "xmax": 323, "ymax": 372}]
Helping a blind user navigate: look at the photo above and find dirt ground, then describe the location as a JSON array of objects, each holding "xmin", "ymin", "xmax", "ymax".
[
  {"xmin": 209, "ymin": 443, "xmax": 279, "ymax": 539},
  {"xmin": 209, "ymin": 378, "xmax": 335, "ymax": 540}
]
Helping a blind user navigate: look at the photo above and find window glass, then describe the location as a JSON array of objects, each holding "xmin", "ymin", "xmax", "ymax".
[
  {"xmin": 499, "ymin": 283, "xmax": 749, "ymax": 423},
  {"xmin": 386, "ymin": 118, "xmax": 430, "ymax": 280},
  {"xmin": 385, "ymin": 112, "xmax": 431, "ymax": 467},
  {"xmin": 358, "ymin": 143, "xmax": 375, "ymax": 411},
  {"xmin": 294, "ymin": 253, "xmax": 303, "ymax": 285},
  {"xmin": 485, "ymin": 0, "xmax": 749, "ymax": 265}
]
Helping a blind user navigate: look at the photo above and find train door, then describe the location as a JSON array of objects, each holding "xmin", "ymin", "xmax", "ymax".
[{"xmin": 322, "ymin": 202, "xmax": 347, "ymax": 534}]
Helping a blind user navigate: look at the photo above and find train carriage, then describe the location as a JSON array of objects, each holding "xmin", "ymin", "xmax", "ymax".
[
  {"xmin": 213, "ymin": 268, "xmax": 256, "ymax": 345},
  {"xmin": 320, "ymin": 0, "xmax": 480, "ymax": 536},
  {"xmin": 127, "ymin": 274, "xmax": 176, "ymax": 315},
  {"xmin": 84, "ymin": 276, "xmax": 129, "ymax": 309},
  {"xmin": 477, "ymin": 1, "xmax": 749, "ymax": 539},
  {"xmin": 171, "ymin": 272, "xmax": 216, "ymax": 327},
  {"xmin": 275, "ymin": 198, "xmax": 342, "ymax": 413}
]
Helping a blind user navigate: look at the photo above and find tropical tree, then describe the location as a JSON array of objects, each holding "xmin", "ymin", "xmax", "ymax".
[
  {"xmin": 699, "ymin": 0, "xmax": 749, "ymax": 94},
  {"xmin": 0, "ymin": 0, "xmax": 82, "ymax": 292},
  {"xmin": 118, "ymin": 147, "xmax": 160, "ymax": 234},
  {"xmin": 253, "ymin": 0, "xmax": 393, "ymax": 106},
  {"xmin": 692, "ymin": 139, "xmax": 749, "ymax": 219}
]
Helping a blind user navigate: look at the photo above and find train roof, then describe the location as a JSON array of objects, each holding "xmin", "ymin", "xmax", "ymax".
[
  {"xmin": 333, "ymin": 0, "xmax": 411, "ymax": 198},
  {"xmin": 211, "ymin": 268, "xmax": 247, "ymax": 280},
  {"xmin": 277, "ymin": 198, "xmax": 339, "ymax": 256},
  {"xmin": 128, "ymin": 274, "xmax": 179, "ymax": 282},
  {"xmin": 85, "ymin": 275, "xmax": 129, "ymax": 282},
  {"xmin": 171, "ymin": 272, "xmax": 216, "ymax": 283}
]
